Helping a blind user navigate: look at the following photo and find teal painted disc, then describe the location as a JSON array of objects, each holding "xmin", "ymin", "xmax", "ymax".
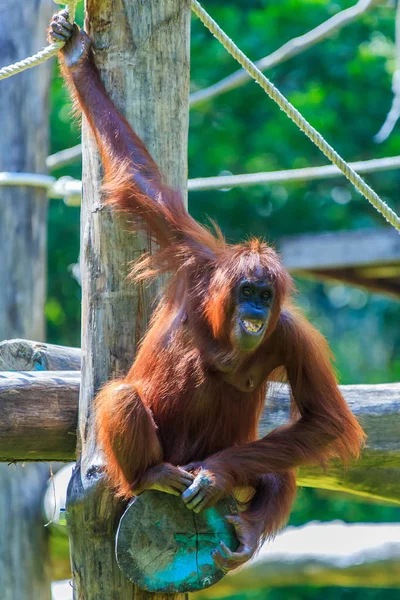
[{"xmin": 116, "ymin": 490, "xmax": 239, "ymax": 593}]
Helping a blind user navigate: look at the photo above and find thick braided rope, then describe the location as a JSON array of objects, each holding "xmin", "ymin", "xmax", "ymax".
[
  {"xmin": 191, "ymin": 0, "xmax": 400, "ymax": 232},
  {"xmin": 0, "ymin": 1, "xmax": 79, "ymax": 81}
]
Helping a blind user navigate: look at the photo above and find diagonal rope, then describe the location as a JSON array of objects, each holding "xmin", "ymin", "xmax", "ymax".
[
  {"xmin": 191, "ymin": 0, "xmax": 400, "ymax": 232},
  {"xmin": 0, "ymin": 1, "xmax": 79, "ymax": 81}
]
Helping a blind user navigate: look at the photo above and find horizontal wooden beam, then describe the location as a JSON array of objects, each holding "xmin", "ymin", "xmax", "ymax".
[
  {"xmin": 262, "ymin": 382, "xmax": 400, "ymax": 504},
  {"xmin": 0, "ymin": 371, "xmax": 79, "ymax": 461},
  {"xmin": 0, "ymin": 339, "xmax": 81, "ymax": 371},
  {"xmin": 280, "ymin": 228, "xmax": 400, "ymax": 272},
  {"xmin": 303, "ymin": 267, "xmax": 400, "ymax": 298},
  {"xmin": 279, "ymin": 228, "xmax": 400, "ymax": 297},
  {"xmin": 1, "ymin": 371, "xmax": 399, "ymax": 503}
]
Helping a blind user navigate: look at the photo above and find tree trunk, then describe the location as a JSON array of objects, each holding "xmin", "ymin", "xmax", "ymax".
[
  {"xmin": 0, "ymin": 2, "xmax": 53, "ymax": 599},
  {"xmin": 0, "ymin": 0, "xmax": 51, "ymax": 339},
  {"xmin": 67, "ymin": 1, "xmax": 191, "ymax": 598},
  {"xmin": 0, "ymin": 464, "xmax": 51, "ymax": 599}
]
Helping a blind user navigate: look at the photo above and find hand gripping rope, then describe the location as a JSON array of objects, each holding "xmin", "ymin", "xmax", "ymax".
[{"xmin": 0, "ymin": 1, "xmax": 79, "ymax": 81}]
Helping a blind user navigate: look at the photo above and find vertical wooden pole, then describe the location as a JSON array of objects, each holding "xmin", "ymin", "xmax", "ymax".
[
  {"xmin": 0, "ymin": 1, "xmax": 51, "ymax": 340},
  {"xmin": 67, "ymin": 0, "xmax": 191, "ymax": 598},
  {"xmin": 0, "ymin": 1, "xmax": 53, "ymax": 598}
]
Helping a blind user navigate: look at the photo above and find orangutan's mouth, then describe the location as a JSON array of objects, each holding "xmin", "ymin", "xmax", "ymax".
[{"xmin": 241, "ymin": 319, "xmax": 264, "ymax": 334}]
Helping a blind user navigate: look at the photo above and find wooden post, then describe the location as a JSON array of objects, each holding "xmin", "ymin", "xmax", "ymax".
[
  {"xmin": 67, "ymin": 1, "xmax": 191, "ymax": 597},
  {"xmin": 0, "ymin": 1, "xmax": 53, "ymax": 598},
  {"xmin": 0, "ymin": 2, "xmax": 50, "ymax": 339}
]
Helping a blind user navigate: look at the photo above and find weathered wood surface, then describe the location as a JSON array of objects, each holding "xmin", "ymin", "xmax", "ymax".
[
  {"xmin": 0, "ymin": 371, "xmax": 79, "ymax": 461},
  {"xmin": 0, "ymin": 464, "xmax": 52, "ymax": 600},
  {"xmin": 0, "ymin": 1, "xmax": 51, "ymax": 340},
  {"xmin": 44, "ymin": 461, "xmax": 241, "ymax": 594},
  {"xmin": 0, "ymin": 2, "xmax": 54, "ymax": 599},
  {"xmin": 280, "ymin": 229, "xmax": 400, "ymax": 271},
  {"xmin": 116, "ymin": 491, "xmax": 238, "ymax": 593},
  {"xmin": 1, "ymin": 373, "xmax": 399, "ymax": 502},
  {"xmin": 279, "ymin": 228, "xmax": 400, "ymax": 297},
  {"xmin": 261, "ymin": 382, "xmax": 400, "ymax": 453},
  {"xmin": 66, "ymin": 1, "xmax": 191, "ymax": 598},
  {"xmin": 262, "ymin": 383, "xmax": 400, "ymax": 504},
  {"xmin": 0, "ymin": 339, "xmax": 80, "ymax": 371}
]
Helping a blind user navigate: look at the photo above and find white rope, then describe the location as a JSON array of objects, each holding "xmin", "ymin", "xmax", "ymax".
[
  {"xmin": 0, "ymin": 1, "xmax": 80, "ymax": 81},
  {"xmin": 191, "ymin": 0, "xmax": 400, "ymax": 232},
  {"xmin": 188, "ymin": 156, "xmax": 400, "ymax": 192},
  {"xmin": 6, "ymin": 155, "xmax": 400, "ymax": 202},
  {"xmin": 0, "ymin": 172, "xmax": 56, "ymax": 189},
  {"xmin": 0, "ymin": 172, "xmax": 81, "ymax": 206},
  {"xmin": 46, "ymin": 144, "xmax": 82, "ymax": 170}
]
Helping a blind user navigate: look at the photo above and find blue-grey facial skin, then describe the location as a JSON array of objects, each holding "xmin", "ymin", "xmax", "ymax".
[{"xmin": 232, "ymin": 279, "xmax": 274, "ymax": 352}]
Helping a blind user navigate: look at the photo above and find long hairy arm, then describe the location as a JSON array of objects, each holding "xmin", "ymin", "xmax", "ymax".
[
  {"xmin": 190, "ymin": 308, "xmax": 366, "ymax": 494},
  {"xmin": 50, "ymin": 13, "xmax": 218, "ymax": 259}
]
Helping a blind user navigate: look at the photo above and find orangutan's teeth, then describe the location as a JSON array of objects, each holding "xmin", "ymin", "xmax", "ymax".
[{"xmin": 242, "ymin": 319, "xmax": 263, "ymax": 333}]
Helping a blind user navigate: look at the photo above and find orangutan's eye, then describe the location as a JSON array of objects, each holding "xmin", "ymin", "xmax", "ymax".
[
  {"xmin": 241, "ymin": 286, "xmax": 252, "ymax": 298},
  {"xmin": 261, "ymin": 290, "xmax": 272, "ymax": 302}
]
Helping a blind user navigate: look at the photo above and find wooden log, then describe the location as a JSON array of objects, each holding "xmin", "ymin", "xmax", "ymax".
[
  {"xmin": 0, "ymin": 2, "xmax": 54, "ymax": 598},
  {"xmin": 66, "ymin": 1, "xmax": 191, "ymax": 598},
  {"xmin": 0, "ymin": 371, "xmax": 79, "ymax": 461},
  {"xmin": 262, "ymin": 383, "xmax": 400, "ymax": 504},
  {"xmin": 280, "ymin": 229, "xmax": 400, "ymax": 271},
  {"xmin": 0, "ymin": 464, "xmax": 53, "ymax": 599},
  {"xmin": 0, "ymin": 2, "xmax": 51, "ymax": 340},
  {"xmin": 0, "ymin": 373, "xmax": 399, "ymax": 503},
  {"xmin": 116, "ymin": 492, "xmax": 238, "ymax": 593},
  {"xmin": 0, "ymin": 339, "xmax": 80, "ymax": 371}
]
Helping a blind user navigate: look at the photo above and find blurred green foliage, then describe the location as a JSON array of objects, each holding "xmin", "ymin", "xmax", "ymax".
[
  {"xmin": 46, "ymin": 0, "xmax": 400, "ymax": 593},
  {"xmin": 290, "ymin": 486, "xmax": 400, "ymax": 525},
  {"xmin": 47, "ymin": 0, "xmax": 400, "ymax": 382}
]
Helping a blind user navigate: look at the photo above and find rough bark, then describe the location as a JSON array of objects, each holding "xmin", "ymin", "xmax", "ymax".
[
  {"xmin": 0, "ymin": 464, "xmax": 51, "ymax": 599},
  {"xmin": 0, "ymin": 339, "xmax": 81, "ymax": 371},
  {"xmin": 0, "ymin": 2, "xmax": 53, "ymax": 598},
  {"xmin": 0, "ymin": 1, "xmax": 51, "ymax": 340},
  {"xmin": 116, "ymin": 492, "xmax": 238, "ymax": 593},
  {"xmin": 0, "ymin": 371, "xmax": 79, "ymax": 461},
  {"xmin": 66, "ymin": 1, "xmax": 191, "ymax": 598}
]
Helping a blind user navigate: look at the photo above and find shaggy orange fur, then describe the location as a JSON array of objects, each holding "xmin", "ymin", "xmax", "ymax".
[{"xmin": 58, "ymin": 30, "xmax": 365, "ymax": 550}]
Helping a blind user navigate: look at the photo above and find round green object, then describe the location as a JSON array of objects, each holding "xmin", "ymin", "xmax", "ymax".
[{"xmin": 116, "ymin": 490, "xmax": 239, "ymax": 593}]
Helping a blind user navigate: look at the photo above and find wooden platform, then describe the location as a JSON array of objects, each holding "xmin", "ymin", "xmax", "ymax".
[{"xmin": 279, "ymin": 228, "xmax": 400, "ymax": 297}]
